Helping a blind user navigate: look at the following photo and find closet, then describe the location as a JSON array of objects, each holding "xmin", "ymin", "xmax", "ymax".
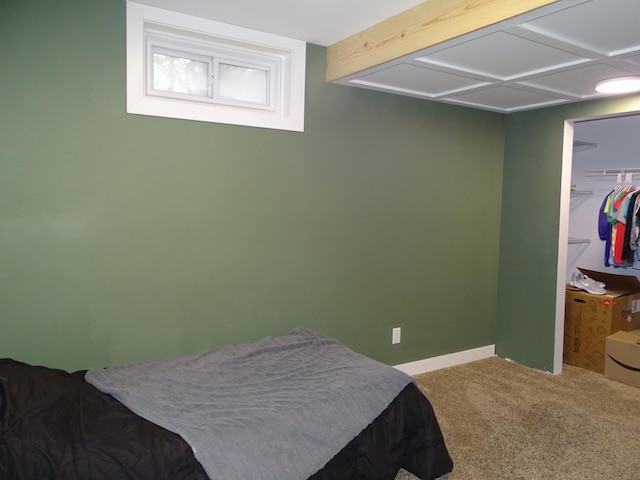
[{"xmin": 567, "ymin": 115, "xmax": 640, "ymax": 283}]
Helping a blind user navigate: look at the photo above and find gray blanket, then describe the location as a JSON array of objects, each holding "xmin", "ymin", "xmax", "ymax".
[{"xmin": 85, "ymin": 328, "xmax": 414, "ymax": 480}]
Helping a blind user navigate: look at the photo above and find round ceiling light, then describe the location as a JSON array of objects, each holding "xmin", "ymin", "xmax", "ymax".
[{"xmin": 595, "ymin": 76, "xmax": 640, "ymax": 94}]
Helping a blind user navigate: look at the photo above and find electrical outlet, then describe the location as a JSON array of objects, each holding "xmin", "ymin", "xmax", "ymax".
[{"xmin": 392, "ymin": 327, "xmax": 401, "ymax": 345}]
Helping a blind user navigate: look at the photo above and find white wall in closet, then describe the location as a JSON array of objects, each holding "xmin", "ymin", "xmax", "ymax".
[{"xmin": 568, "ymin": 114, "xmax": 640, "ymax": 284}]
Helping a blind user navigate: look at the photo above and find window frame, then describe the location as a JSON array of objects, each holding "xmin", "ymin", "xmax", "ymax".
[
  {"xmin": 126, "ymin": 1, "xmax": 306, "ymax": 131},
  {"xmin": 212, "ymin": 58, "xmax": 275, "ymax": 111},
  {"xmin": 147, "ymin": 44, "xmax": 214, "ymax": 101}
]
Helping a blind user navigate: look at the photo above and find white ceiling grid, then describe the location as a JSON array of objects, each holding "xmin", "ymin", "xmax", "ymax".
[{"xmin": 340, "ymin": 0, "xmax": 640, "ymax": 112}]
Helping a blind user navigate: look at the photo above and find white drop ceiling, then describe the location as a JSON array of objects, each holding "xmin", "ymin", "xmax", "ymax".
[
  {"xmin": 130, "ymin": 0, "xmax": 640, "ymax": 113},
  {"xmin": 338, "ymin": 0, "xmax": 640, "ymax": 112}
]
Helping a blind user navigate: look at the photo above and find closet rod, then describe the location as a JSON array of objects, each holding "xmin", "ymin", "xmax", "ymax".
[{"xmin": 585, "ymin": 168, "xmax": 640, "ymax": 176}]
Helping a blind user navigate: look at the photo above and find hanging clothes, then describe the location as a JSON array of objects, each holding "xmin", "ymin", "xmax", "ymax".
[
  {"xmin": 629, "ymin": 191, "xmax": 640, "ymax": 269},
  {"xmin": 599, "ymin": 173, "xmax": 640, "ymax": 269},
  {"xmin": 598, "ymin": 189, "xmax": 614, "ymax": 267},
  {"xmin": 621, "ymin": 188, "xmax": 640, "ymax": 263}
]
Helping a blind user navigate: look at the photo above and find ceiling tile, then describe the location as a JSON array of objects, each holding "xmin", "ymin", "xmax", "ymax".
[
  {"xmin": 518, "ymin": 63, "xmax": 640, "ymax": 98},
  {"xmin": 351, "ymin": 64, "xmax": 487, "ymax": 96},
  {"xmin": 415, "ymin": 31, "xmax": 586, "ymax": 79},
  {"xmin": 522, "ymin": 0, "xmax": 640, "ymax": 54},
  {"xmin": 447, "ymin": 85, "xmax": 565, "ymax": 111}
]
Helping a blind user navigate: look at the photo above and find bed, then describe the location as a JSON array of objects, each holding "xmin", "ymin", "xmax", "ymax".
[{"xmin": 0, "ymin": 328, "xmax": 453, "ymax": 480}]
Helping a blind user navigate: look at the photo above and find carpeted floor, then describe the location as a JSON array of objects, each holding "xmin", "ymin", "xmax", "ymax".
[{"xmin": 395, "ymin": 356, "xmax": 640, "ymax": 480}]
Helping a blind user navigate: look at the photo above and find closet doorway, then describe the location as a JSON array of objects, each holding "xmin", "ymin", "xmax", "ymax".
[{"xmin": 555, "ymin": 112, "xmax": 640, "ymax": 373}]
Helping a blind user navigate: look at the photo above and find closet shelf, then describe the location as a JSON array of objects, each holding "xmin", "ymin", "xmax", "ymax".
[
  {"xmin": 570, "ymin": 190, "xmax": 593, "ymax": 195},
  {"xmin": 568, "ymin": 237, "xmax": 591, "ymax": 245},
  {"xmin": 585, "ymin": 168, "xmax": 640, "ymax": 176},
  {"xmin": 573, "ymin": 140, "xmax": 597, "ymax": 153}
]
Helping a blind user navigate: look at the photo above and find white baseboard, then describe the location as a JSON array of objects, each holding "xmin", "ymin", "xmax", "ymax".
[{"xmin": 393, "ymin": 345, "xmax": 496, "ymax": 376}]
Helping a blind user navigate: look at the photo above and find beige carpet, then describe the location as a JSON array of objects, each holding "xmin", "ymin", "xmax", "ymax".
[{"xmin": 396, "ymin": 356, "xmax": 640, "ymax": 480}]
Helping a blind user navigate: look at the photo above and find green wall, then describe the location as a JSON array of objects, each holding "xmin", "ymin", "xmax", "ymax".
[
  {"xmin": 0, "ymin": 0, "xmax": 504, "ymax": 371},
  {"xmin": 497, "ymin": 95, "xmax": 640, "ymax": 372}
]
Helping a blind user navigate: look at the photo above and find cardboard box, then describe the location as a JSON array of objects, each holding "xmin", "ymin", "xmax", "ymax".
[
  {"xmin": 605, "ymin": 329, "xmax": 640, "ymax": 387},
  {"xmin": 564, "ymin": 268, "xmax": 640, "ymax": 373}
]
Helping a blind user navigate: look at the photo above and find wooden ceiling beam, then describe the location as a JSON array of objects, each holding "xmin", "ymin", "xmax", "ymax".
[{"xmin": 326, "ymin": 0, "xmax": 560, "ymax": 82}]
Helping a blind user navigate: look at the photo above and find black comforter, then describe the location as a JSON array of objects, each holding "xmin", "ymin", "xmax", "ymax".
[{"xmin": 0, "ymin": 358, "xmax": 452, "ymax": 480}]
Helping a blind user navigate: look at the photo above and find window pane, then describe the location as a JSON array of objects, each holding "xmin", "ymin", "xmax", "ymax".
[
  {"xmin": 153, "ymin": 53, "xmax": 209, "ymax": 97},
  {"xmin": 218, "ymin": 63, "xmax": 268, "ymax": 104}
]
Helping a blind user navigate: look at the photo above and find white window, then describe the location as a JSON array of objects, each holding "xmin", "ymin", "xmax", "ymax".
[{"xmin": 126, "ymin": 2, "xmax": 306, "ymax": 131}]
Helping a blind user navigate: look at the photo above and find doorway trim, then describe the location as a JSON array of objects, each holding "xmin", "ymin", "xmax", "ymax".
[
  {"xmin": 554, "ymin": 120, "xmax": 575, "ymax": 374},
  {"xmin": 554, "ymin": 109, "xmax": 640, "ymax": 375}
]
